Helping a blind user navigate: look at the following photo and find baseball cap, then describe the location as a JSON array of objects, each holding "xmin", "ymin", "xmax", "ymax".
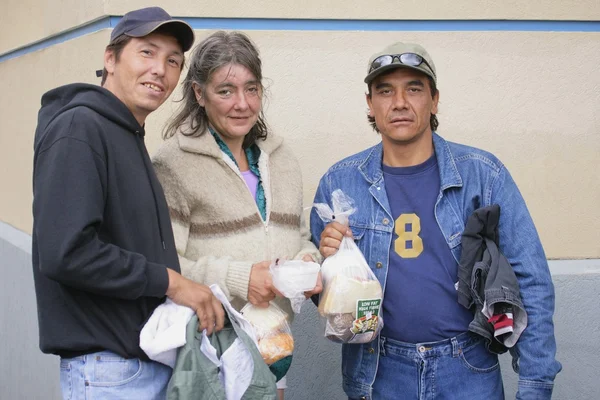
[
  {"xmin": 109, "ymin": 7, "xmax": 194, "ymax": 52},
  {"xmin": 364, "ymin": 42, "xmax": 437, "ymax": 85},
  {"xmin": 96, "ymin": 7, "xmax": 195, "ymax": 77}
]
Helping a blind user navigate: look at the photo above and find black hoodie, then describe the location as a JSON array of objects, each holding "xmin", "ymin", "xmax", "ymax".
[{"xmin": 32, "ymin": 83, "xmax": 180, "ymax": 359}]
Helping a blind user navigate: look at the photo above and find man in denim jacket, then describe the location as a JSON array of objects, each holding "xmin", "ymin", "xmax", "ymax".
[{"xmin": 310, "ymin": 42, "xmax": 561, "ymax": 399}]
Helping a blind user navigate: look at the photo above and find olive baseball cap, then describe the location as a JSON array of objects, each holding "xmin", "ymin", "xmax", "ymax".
[{"xmin": 364, "ymin": 42, "xmax": 437, "ymax": 85}]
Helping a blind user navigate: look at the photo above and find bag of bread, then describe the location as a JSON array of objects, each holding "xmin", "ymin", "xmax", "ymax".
[
  {"xmin": 240, "ymin": 302, "xmax": 294, "ymax": 382},
  {"xmin": 314, "ymin": 189, "xmax": 384, "ymax": 344}
]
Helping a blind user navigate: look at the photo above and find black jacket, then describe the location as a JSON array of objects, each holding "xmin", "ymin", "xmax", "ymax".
[
  {"xmin": 32, "ymin": 83, "xmax": 180, "ymax": 359},
  {"xmin": 457, "ymin": 204, "xmax": 527, "ymax": 354}
]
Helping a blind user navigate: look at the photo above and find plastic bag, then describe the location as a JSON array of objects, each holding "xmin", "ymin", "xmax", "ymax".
[
  {"xmin": 270, "ymin": 259, "xmax": 321, "ymax": 313},
  {"xmin": 240, "ymin": 302, "xmax": 294, "ymax": 381},
  {"xmin": 313, "ymin": 189, "xmax": 384, "ymax": 344}
]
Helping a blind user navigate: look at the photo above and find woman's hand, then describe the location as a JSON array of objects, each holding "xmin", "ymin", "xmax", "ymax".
[
  {"xmin": 301, "ymin": 254, "xmax": 323, "ymax": 298},
  {"xmin": 248, "ymin": 260, "xmax": 280, "ymax": 307}
]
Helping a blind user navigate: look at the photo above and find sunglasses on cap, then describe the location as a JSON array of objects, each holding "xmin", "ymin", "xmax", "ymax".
[{"xmin": 369, "ymin": 53, "xmax": 435, "ymax": 76}]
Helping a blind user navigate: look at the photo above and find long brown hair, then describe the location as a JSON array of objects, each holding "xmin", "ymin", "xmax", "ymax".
[{"xmin": 163, "ymin": 31, "xmax": 269, "ymax": 149}]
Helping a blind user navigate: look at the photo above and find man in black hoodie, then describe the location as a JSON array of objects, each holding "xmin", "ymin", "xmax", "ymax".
[{"xmin": 32, "ymin": 7, "xmax": 225, "ymax": 399}]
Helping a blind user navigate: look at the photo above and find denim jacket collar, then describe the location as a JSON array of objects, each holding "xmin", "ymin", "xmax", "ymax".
[
  {"xmin": 432, "ymin": 133, "xmax": 463, "ymax": 191},
  {"xmin": 358, "ymin": 142, "xmax": 385, "ymax": 185},
  {"xmin": 358, "ymin": 132, "xmax": 463, "ymax": 190}
]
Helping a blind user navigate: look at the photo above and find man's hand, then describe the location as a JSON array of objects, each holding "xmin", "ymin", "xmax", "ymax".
[
  {"xmin": 248, "ymin": 260, "xmax": 278, "ymax": 308},
  {"xmin": 319, "ymin": 221, "xmax": 353, "ymax": 258},
  {"xmin": 166, "ymin": 269, "xmax": 224, "ymax": 335}
]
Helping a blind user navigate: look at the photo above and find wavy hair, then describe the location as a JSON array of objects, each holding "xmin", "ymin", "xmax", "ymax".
[{"xmin": 163, "ymin": 31, "xmax": 268, "ymax": 148}]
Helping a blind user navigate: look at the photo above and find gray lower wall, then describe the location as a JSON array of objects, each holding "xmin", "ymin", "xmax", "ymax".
[
  {"xmin": 1, "ymin": 221, "xmax": 599, "ymax": 399},
  {"xmin": 0, "ymin": 223, "xmax": 61, "ymax": 399}
]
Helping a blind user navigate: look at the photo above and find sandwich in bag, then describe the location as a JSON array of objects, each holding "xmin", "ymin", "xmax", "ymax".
[{"xmin": 314, "ymin": 189, "xmax": 384, "ymax": 343}]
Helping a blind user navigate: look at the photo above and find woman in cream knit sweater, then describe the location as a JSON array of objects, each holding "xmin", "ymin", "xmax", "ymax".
[{"xmin": 152, "ymin": 31, "xmax": 321, "ymax": 395}]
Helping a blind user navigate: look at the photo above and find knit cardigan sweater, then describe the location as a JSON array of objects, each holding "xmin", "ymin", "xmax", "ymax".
[{"xmin": 152, "ymin": 127, "xmax": 320, "ymax": 317}]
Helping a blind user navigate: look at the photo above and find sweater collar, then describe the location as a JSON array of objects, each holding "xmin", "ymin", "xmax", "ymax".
[{"xmin": 177, "ymin": 122, "xmax": 283, "ymax": 158}]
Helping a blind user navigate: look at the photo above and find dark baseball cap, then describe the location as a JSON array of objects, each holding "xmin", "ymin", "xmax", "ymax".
[
  {"xmin": 96, "ymin": 7, "xmax": 194, "ymax": 77},
  {"xmin": 110, "ymin": 7, "xmax": 194, "ymax": 52}
]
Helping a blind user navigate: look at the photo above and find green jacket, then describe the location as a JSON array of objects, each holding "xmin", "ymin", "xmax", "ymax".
[{"xmin": 167, "ymin": 310, "xmax": 277, "ymax": 400}]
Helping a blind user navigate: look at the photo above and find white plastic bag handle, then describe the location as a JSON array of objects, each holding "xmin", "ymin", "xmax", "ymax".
[{"xmin": 313, "ymin": 189, "xmax": 357, "ymax": 226}]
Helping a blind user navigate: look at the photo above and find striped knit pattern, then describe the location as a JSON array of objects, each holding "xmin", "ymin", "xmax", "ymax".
[{"xmin": 152, "ymin": 126, "xmax": 320, "ymax": 318}]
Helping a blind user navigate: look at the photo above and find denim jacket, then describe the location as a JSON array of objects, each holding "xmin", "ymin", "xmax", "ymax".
[{"xmin": 310, "ymin": 133, "xmax": 561, "ymax": 400}]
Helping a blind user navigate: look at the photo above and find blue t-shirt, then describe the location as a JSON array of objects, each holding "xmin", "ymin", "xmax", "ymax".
[{"xmin": 381, "ymin": 154, "xmax": 472, "ymax": 343}]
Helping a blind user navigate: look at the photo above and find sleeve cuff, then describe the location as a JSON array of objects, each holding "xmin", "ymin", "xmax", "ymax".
[
  {"xmin": 226, "ymin": 261, "xmax": 253, "ymax": 300},
  {"xmin": 144, "ymin": 262, "xmax": 170, "ymax": 297},
  {"xmin": 516, "ymin": 379, "xmax": 554, "ymax": 400}
]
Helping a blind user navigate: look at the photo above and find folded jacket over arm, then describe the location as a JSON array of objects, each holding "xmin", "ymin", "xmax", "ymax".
[{"xmin": 457, "ymin": 204, "xmax": 527, "ymax": 354}]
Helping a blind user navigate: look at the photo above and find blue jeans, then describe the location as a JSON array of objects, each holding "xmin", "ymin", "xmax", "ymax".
[
  {"xmin": 366, "ymin": 333, "xmax": 504, "ymax": 400},
  {"xmin": 60, "ymin": 350, "xmax": 172, "ymax": 400}
]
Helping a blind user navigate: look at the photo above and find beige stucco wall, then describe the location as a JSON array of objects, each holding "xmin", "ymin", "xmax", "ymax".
[
  {"xmin": 1, "ymin": 4, "xmax": 599, "ymax": 260},
  {"xmin": 109, "ymin": 0, "xmax": 598, "ymax": 20},
  {"xmin": 0, "ymin": 0, "xmax": 105, "ymax": 55},
  {"xmin": 0, "ymin": 0, "xmax": 600, "ymax": 258},
  {"xmin": 2, "ymin": 0, "xmax": 600, "ymax": 54}
]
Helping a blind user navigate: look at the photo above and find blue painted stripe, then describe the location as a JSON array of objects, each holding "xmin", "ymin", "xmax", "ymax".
[
  {"xmin": 183, "ymin": 18, "xmax": 600, "ymax": 32},
  {"xmin": 2, "ymin": 17, "xmax": 600, "ymax": 63}
]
